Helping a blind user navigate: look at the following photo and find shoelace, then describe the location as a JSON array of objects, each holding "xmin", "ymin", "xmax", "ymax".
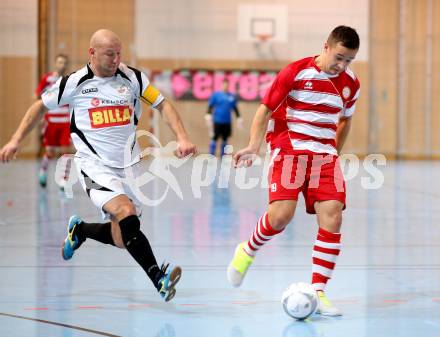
[
  {"xmin": 156, "ymin": 262, "xmax": 170, "ymax": 292},
  {"xmin": 160, "ymin": 262, "xmax": 170, "ymax": 277},
  {"xmin": 68, "ymin": 226, "xmax": 77, "ymax": 245}
]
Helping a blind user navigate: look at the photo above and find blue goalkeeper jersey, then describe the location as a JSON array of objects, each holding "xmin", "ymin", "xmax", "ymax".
[{"xmin": 208, "ymin": 91, "xmax": 238, "ymax": 124}]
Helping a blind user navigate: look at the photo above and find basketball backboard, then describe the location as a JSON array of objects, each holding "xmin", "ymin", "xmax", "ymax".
[{"xmin": 237, "ymin": 4, "xmax": 288, "ymax": 43}]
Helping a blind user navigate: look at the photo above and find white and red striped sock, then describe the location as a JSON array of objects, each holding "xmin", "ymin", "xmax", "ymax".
[
  {"xmin": 63, "ymin": 156, "xmax": 72, "ymax": 180},
  {"xmin": 40, "ymin": 153, "xmax": 50, "ymax": 172},
  {"xmin": 243, "ymin": 212, "xmax": 283, "ymax": 257},
  {"xmin": 311, "ymin": 227, "xmax": 342, "ymax": 291}
]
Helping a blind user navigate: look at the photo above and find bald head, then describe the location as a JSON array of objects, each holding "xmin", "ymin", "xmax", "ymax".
[
  {"xmin": 90, "ymin": 29, "xmax": 121, "ymax": 49},
  {"xmin": 89, "ymin": 29, "xmax": 122, "ymax": 77}
]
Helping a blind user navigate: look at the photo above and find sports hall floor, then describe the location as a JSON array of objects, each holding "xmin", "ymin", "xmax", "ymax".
[{"xmin": 0, "ymin": 158, "xmax": 439, "ymax": 337}]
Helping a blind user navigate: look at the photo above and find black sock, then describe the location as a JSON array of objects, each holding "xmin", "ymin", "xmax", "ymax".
[
  {"xmin": 119, "ymin": 216, "xmax": 162, "ymax": 289},
  {"xmin": 76, "ymin": 221, "xmax": 115, "ymax": 246}
]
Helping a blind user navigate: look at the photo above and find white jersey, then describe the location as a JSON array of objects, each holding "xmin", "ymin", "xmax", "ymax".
[{"xmin": 42, "ymin": 63, "xmax": 164, "ymax": 168}]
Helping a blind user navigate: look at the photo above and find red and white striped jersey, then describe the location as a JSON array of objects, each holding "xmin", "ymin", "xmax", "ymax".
[
  {"xmin": 36, "ymin": 72, "xmax": 70, "ymax": 124},
  {"xmin": 263, "ymin": 56, "xmax": 360, "ymax": 155}
]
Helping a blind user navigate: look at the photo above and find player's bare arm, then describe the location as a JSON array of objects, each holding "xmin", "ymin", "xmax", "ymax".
[
  {"xmin": 156, "ymin": 99, "xmax": 197, "ymax": 158},
  {"xmin": 335, "ymin": 116, "xmax": 352, "ymax": 154},
  {"xmin": 234, "ymin": 104, "xmax": 272, "ymax": 168},
  {"xmin": 0, "ymin": 100, "xmax": 46, "ymax": 163}
]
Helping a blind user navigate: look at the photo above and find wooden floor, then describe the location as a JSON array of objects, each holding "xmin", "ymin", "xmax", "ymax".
[{"xmin": 0, "ymin": 159, "xmax": 439, "ymax": 337}]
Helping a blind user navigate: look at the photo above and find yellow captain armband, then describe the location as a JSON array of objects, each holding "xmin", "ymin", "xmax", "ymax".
[{"xmin": 140, "ymin": 84, "xmax": 160, "ymax": 105}]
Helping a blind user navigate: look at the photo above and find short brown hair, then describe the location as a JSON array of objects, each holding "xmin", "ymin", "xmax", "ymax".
[{"xmin": 328, "ymin": 26, "xmax": 360, "ymax": 50}]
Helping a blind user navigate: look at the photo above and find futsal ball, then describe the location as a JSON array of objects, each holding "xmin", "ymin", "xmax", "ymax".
[{"xmin": 281, "ymin": 282, "xmax": 318, "ymax": 320}]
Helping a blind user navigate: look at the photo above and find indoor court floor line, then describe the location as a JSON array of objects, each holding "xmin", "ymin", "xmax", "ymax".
[{"xmin": 0, "ymin": 159, "xmax": 439, "ymax": 337}]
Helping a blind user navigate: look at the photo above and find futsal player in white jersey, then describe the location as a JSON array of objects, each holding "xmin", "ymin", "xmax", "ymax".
[
  {"xmin": 227, "ymin": 26, "xmax": 361, "ymax": 315},
  {"xmin": 0, "ymin": 29, "xmax": 196, "ymax": 302}
]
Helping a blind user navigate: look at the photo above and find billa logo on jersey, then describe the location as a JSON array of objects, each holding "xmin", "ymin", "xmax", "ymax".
[{"xmin": 88, "ymin": 106, "xmax": 132, "ymax": 128}]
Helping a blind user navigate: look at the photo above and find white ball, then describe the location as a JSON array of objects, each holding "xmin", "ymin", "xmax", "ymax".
[{"xmin": 281, "ymin": 282, "xmax": 318, "ymax": 320}]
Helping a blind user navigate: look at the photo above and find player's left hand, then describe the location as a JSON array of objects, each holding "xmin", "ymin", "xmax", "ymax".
[{"xmin": 175, "ymin": 138, "xmax": 197, "ymax": 158}]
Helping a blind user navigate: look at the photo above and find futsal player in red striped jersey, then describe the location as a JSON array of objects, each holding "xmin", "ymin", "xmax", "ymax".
[
  {"xmin": 227, "ymin": 26, "xmax": 361, "ymax": 316},
  {"xmin": 35, "ymin": 54, "xmax": 71, "ymax": 188}
]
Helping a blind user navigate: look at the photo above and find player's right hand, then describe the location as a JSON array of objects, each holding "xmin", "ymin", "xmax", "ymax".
[
  {"xmin": 204, "ymin": 114, "xmax": 212, "ymax": 127},
  {"xmin": 233, "ymin": 146, "xmax": 259, "ymax": 168},
  {"xmin": 0, "ymin": 139, "xmax": 19, "ymax": 163},
  {"xmin": 176, "ymin": 138, "xmax": 197, "ymax": 158}
]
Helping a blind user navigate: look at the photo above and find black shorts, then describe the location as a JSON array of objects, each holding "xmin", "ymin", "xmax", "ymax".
[{"xmin": 213, "ymin": 123, "xmax": 231, "ymax": 141}]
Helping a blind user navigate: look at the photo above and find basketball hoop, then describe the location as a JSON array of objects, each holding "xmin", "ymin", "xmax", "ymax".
[
  {"xmin": 256, "ymin": 34, "xmax": 272, "ymax": 43},
  {"xmin": 254, "ymin": 34, "xmax": 274, "ymax": 59}
]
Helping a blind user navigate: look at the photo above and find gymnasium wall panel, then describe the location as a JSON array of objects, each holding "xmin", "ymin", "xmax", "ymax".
[
  {"xmin": 431, "ymin": 0, "xmax": 440, "ymax": 156},
  {"xmin": 369, "ymin": 0, "xmax": 399, "ymax": 157},
  {"xmin": 0, "ymin": 1, "xmax": 38, "ymax": 156}
]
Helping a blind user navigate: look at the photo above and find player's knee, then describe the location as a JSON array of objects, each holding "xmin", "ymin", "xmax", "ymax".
[
  {"xmin": 268, "ymin": 211, "xmax": 292, "ymax": 231},
  {"xmin": 45, "ymin": 150, "xmax": 55, "ymax": 159},
  {"xmin": 119, "ymin": 215, "xmax": 141, "ymax": 246},
  {"xmin": 328, "ymin": 211, "xmax": 342, "ymax": 229},
  {"xmin": 113, "ymin": 202, "xmax": 136, "ymax": 220},
  {"xmin": 320, "ymin": 210, "xmax": 342, "ymax": 232}
]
